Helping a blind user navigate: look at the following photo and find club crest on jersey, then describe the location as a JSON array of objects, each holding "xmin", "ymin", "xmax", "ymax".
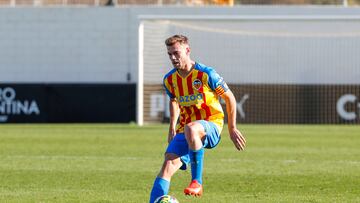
[{"xmin": 193, "ymin": 79, "xmax": 202, "ymax": 90}]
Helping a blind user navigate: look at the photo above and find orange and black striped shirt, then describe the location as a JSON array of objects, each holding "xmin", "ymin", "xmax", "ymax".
[{"xmin": 163, "ymin": 62, "xmax": 229, "ymax": 133}]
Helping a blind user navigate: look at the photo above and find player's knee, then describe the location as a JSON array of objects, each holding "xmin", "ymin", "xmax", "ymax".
[
  {"xmin": 160, "ymin": 154, "xmax": 181, "ymax": 177},
  {"xmin": 164, "ymin": 159, "xmax": 176, "ymax": 170},
  {"xmin": 184, "ymin": 123, "xmax": 201, "ymax": 140}
]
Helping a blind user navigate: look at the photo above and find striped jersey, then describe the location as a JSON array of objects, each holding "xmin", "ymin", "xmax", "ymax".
[{"xmin": 163, "ymin": 62, "xmax": 229, "ymax": 133}]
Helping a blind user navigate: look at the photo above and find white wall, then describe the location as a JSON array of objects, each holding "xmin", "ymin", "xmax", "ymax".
[
  {"xmin": 142, "ymin": 19, "xmax": 360, "ymax": 85},
  {"xmin": 0, "ymin": 6, "xmax": 359, "ymax": 83},
  {"xmin": 0, "ymin": 8, "xmax": 130, "ymax": 83}
]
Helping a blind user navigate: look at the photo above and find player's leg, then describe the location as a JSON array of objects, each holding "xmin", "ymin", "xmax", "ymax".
[
  {"xmin": 149, "ymin": 133, "xmax": 190, "ymax": 203},
  {"xmin": 184, "ymin": 120, "xmax": 220, "ymax": 196},
  {"xmin": 184, "ymin": 122, "xmax": 206, "ymax": 185},
  {"xmin": 149, "ymin": 153, "xmax": 182, "ymax": 203},
  {"xmin": 159, "ymin": 153, "xmax": 183, "ymax": 180}
]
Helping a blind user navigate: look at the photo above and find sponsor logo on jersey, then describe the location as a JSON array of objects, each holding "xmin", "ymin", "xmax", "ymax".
[{"xmin": 179, "ymin": 93, "xmax": 203, "ymax": 106}]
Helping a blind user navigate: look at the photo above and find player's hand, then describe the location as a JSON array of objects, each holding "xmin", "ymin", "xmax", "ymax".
[
  {"xmin": 168, "ymin": 128, "xmax": 176, "ymax": 143},
  {"xmin": 229, "ymin": 128, "xmax": 246, "ymax": 151}
]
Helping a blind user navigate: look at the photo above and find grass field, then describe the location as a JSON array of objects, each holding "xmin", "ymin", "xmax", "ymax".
[{"xmin": 0, "ymin": 124, "xmax": 359, "ymax": 203}]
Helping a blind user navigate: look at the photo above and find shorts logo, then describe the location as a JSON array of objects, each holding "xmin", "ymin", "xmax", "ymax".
[{"xmin": 193, "ymin": 79, "xmax": 202, "ymax": 90}]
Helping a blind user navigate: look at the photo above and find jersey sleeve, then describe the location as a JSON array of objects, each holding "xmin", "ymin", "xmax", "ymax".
[
  {"xmin": 163, "ymin": 77, "xmax": 176, "ymax": 99},
  {"xmin": 207, "ymin": 69, "xmax": 229, "ymax": 96}
]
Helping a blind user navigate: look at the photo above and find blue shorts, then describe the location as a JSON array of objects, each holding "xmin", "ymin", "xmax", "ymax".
[{"xmin": 166, "ymin": 120, "xmax": 221, "ymax": 170}]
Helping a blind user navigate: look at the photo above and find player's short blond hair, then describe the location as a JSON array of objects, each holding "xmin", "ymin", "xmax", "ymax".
[{"xmin": 165, "ymin": 35, "xmax": 189, "ymax": 46}]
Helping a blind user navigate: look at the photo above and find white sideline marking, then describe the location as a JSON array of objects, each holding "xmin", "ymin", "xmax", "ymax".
[
  {"xmin": 219, "ymin": 159, "xmax": 360, "ymax": 165},
  {"xmin": 283, "ymin": 160, "xmax": 297, "ymax": 164},
  {"xmin": 0, "ymin": 155, "xmax": 140, "ymax": 160}
]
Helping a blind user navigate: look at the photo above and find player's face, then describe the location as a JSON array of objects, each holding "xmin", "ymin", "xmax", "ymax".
[{"xmin": 167, "ymin": 42, "xmax": 190, "ymax": 70}]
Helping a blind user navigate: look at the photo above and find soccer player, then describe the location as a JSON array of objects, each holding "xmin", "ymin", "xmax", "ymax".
[{"xmin": 149, "ymin": 35, "xmax": 246, "ymax": 203}]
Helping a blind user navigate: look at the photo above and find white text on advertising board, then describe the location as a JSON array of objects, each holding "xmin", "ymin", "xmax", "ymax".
[{"xmin": 0, "ymin": 87, "xmax": 40, "ymax": 122}]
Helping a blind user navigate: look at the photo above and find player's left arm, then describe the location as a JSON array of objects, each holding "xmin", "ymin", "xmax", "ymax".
[
  {"xmin": 207, "ymin": 68, "xmax": 246, "ymax": 150},
  {"xmin": 220, "ymin": 90, "xmax": 246, "ymax": 151}
]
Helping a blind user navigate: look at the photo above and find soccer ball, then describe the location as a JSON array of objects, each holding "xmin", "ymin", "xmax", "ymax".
[{"xmin": 154, "ymin": 195, "xmax": 179, "ymax": 203}]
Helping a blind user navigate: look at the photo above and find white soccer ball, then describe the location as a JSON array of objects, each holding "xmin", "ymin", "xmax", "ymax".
[{"xmin": 154, "ymin": 195, "xmax": 179, "ymax": 203}]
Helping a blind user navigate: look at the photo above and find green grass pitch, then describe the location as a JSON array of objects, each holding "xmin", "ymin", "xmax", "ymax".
[{"xmin": 0, "ymin": 124, "xmax": 359, "ymax": 202}]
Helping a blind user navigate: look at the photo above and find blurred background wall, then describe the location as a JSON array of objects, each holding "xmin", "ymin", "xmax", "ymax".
[{"xmin": 0, "ymin": 6, "xmax": 359, "ymax": 123}]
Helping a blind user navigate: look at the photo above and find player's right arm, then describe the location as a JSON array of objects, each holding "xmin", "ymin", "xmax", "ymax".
[
  {"xmin": 168, "ymin": 98, "xmax": 179, "ymax": 143},
  {"xmin": 163, "ymin": 71, "xmax": 178, "ymax": 143}
]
